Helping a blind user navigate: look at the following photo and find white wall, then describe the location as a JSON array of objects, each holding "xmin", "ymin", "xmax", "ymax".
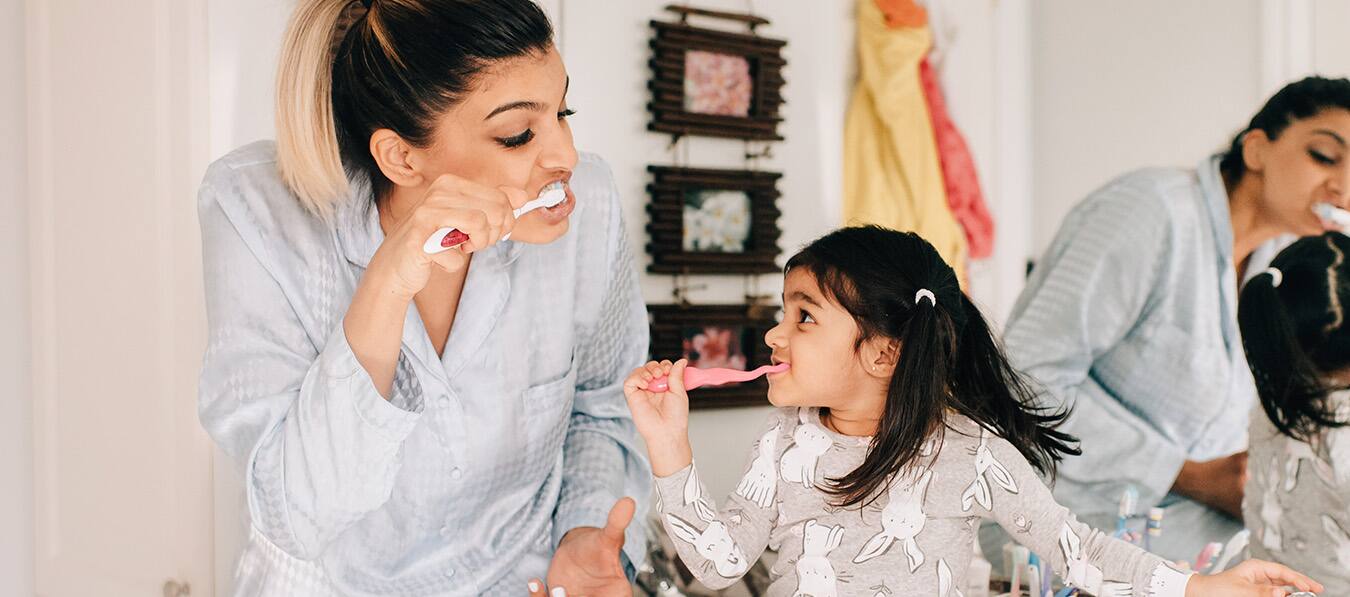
[
  {"xmin": 1, "ymin": 0, "xmax": 33, "ymax": 594},
  {"xmin": 559, "ymin": 0, "xmax": 855, "ymax": 499},
  {"xmin": 1029, "ymin": 0, "xmax": 1266, "ymax": 255}
]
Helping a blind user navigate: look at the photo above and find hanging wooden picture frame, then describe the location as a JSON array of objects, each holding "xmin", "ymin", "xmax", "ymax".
[
  {"xmin": 646, "ymin": 165, "xmax": 782, "ymax": 274},
  {"xmin": 648, "ymin": 5, "xmax": 787, "ymax": 140},
  {"xmin": 648, "ymin": 303, "xmax": 780, "ymax": 409}
]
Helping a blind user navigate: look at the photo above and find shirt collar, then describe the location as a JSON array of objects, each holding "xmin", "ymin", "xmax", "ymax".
[{"xmin": 1197, "ymin": 154, "xmax": 1236, "ymax": 265}]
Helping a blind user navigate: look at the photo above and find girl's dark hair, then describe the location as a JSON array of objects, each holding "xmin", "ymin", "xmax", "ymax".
[
  {"xmin": 1238, "ymin": 233, "xmax": 1350, "ymax": 442},
  {"xmin": 275, "ymin": 0, "xmax": 554, "ymax": 216},
  {"xmin": 786, "ymin": 226, "xmax": 1080, "ymax": 508},
  {"xmin": 1219, "ymin": 76, "xmax": 1350, "ymax": 185}
]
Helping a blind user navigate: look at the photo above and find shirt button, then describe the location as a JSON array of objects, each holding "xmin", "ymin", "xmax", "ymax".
[
  {"xmin": 450, "ymin": 467, "xmax": 463, "ymax": 480},
  {"xmin": 443, "ymin": 568, "xmax": 455, "ymax": 579},
  {"xmin": 440, "ymin": 525, "xmax": 452, "ymax": 537},
  {"xmin": 438, "ymin": 394, "xmax": 450, "ymax": 404}
]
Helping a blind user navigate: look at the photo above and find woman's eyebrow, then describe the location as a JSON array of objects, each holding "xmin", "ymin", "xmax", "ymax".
[
  {"xmin": 486, "ymin": 78, "xmax": 572, "ymax": 120},
  {"xmin": 485, "ymin": 100, "xmax": 546, "ymax": 120},
  {"xmin": 1311, "ymin": 128, "xmax": 1348, "ymax": 147}
]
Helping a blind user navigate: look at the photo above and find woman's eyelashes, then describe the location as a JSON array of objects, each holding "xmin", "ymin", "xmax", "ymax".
[
  {"xmin": 1310, "ymin": 148, "xmax": 1339, "ymax": 166},
  {"xmin": 497, "ymin": 129, "xmax": 534, "ymax": 148},
  {"xmin": 494, "ymin": 109, "xmax": 577, "ymax": 149}
]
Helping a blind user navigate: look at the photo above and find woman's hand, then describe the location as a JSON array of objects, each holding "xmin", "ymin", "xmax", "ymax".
[
  {"xmin": 1185, "ymin": 559, "xmax": 1323, "ymax": 596},
  {"xmin": 366, "ymin": 173, "xmax": 527, "ymax": 300},
  {"xmin": 344, "ymin": 174, "xmax": 526, "ymax": 397},
  {"xmin": 1172, "ymin": 452, "xmax": 1248, "ymax": 518},
  {"xmin": 622, "ymin": 359, "xmax": 693, "ymax": 476},
  {"xmin": 528, "ymin": 498, "xmax": 636, "ymax": 597}
]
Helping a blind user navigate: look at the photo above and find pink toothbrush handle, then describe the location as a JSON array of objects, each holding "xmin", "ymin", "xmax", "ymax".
[{"xmin": 645, "ymin": 364, "xmax": 787, "ymax": 393}]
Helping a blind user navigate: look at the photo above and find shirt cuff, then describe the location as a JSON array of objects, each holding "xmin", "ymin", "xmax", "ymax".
[{"xmin": 1148, "ymin": 563, "xmax": 1193, "ymax": 597}]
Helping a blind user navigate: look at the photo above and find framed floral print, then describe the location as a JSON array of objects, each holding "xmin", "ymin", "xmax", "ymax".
[{"xmin": 646, "ymin": 165, "xmax": 782, "ymax": 274}]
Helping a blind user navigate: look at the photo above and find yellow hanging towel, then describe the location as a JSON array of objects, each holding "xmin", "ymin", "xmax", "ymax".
[{"xmin": 844, "ymin": 0, "xmax": 968, "ymax": 282}]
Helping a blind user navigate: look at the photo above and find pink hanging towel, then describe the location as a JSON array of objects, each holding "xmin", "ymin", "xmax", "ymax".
[{"xmin": 919, "ymin": 58, "xmax": 995, "ymax": 259}]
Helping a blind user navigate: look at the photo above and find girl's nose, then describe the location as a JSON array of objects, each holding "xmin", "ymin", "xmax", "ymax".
[{"xmin": 764, "ymin": 321, "xmax": 786, "ymax": 350}]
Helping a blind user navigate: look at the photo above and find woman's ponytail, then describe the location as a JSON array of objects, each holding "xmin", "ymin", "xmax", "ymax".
[{"xmin": 275, "ymin": 0, "xmax": 363, "ymax": 218}]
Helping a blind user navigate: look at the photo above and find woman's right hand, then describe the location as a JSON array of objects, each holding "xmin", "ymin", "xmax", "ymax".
[
  {"xmin": 367, "ymin": 173, "xmax": 527, "ymax": 299},
  {"xmin": 622, "ymin": 359, "xmax": 694, "ymax": 476}
]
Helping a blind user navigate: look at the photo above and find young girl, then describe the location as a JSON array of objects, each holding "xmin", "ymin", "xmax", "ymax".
[
  {"xmin": 1239, "ymin": 232, "xmax": 1350, "ymax": 595},
  {"xmin": 624, "ymin": 226, "xmax": 1322, "ymax": 597}
]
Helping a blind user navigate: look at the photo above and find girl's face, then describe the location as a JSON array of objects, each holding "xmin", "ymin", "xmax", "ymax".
[
  {"xmin": 1247, "ymin": 109, "xmax": 1350, "ymax": 235},
  {"xmin": 763, "ymin": 269, "xmax": 892, "ymax": 409},
  {"xmin": 406, "ymin": 45, "xmax": 578, "ymax": 244}
]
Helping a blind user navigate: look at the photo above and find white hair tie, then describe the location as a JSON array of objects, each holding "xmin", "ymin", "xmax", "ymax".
[
  {"xmin": 915, "ymin": 288, "xmax": 937, "ymax": 307},
  {"xmin": 1265, "ymin": 267, "xmax": 1283, "ymax": 288}
]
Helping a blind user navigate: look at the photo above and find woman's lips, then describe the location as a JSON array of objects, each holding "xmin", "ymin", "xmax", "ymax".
[{"xmin": 532, "ymin": 184, "xmax": 575, "ymax": 225}]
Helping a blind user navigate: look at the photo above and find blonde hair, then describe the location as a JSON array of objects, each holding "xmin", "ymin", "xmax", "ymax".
[
  {"xmin": 273, "ymin": 0, "xmax": 554, "ymax": 217},
  {"xmin": 275, "ymin": 0, "xmax": 361, "ymax": 219}
]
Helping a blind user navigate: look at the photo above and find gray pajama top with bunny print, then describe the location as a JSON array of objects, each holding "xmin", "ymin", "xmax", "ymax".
[
  {"xmin": 656, "ymin": 407, "xmax": 1192, "ymax": 597},
  {"xmin": 1245, "ymin": 391, "xmax": 1350, "ymax": 596}
]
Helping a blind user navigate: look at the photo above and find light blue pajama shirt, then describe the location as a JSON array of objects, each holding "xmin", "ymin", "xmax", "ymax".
[
  {"xmin": 983, "ymin": 156, "xmax": 1255, "ymax": 564},
  {"xmin": 197, "ymin": 141, "xmax": 650, "ymax": 596}
]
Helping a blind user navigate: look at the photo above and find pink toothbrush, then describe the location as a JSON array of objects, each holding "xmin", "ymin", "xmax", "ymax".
[{"xmin": 645, "ymin": 363, "xmax": 789, "ymax": 393}]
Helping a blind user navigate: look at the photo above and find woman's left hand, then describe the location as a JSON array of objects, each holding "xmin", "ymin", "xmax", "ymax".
[{"xmin": 529, "ymin": 498, "xmax": 635, "ymax": 597}]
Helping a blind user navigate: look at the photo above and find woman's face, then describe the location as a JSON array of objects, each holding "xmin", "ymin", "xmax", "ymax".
[
  {"xmin": 1249, "ymin": 109, "xmax": 1350, "ymax": 235},
  {"xmin": 410, "ymin": 45, "xmax": 578, "ymax": 244}
]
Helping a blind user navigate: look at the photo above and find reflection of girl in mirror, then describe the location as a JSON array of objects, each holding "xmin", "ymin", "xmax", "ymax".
[
  {"xmin": 197, "ymin": 1, "xmax": 649, "ymax": 594},
  {"xmin": 1239, "ymin": 232, "xmax": 1350, "ymax": 595}
]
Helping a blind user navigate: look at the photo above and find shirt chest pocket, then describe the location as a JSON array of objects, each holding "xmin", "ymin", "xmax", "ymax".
[{"xmin": 522, "ymin": 354, "xmax": 578, "ymax": 453}]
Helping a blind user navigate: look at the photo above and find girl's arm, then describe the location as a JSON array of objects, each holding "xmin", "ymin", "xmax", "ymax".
[
  {"xmin": 624, "ymin": 362, "xmax": 781, "ymax": 589},
  {"xmin": 974, "ymin": 431, "xmax": 1321, "ymax": 596}
]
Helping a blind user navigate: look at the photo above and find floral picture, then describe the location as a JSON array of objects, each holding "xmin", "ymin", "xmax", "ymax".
[
  {"xmin": 682, "ymin": 326, "xmax": 748, "ymax": 370},
  {"xmin": 683, "ymin": 190, "xmax": 751, "ymax": 253},
  {"xmin": 647, "ymin": 166, "xmax": 782, "ymax": 274},
  {"xmin": 649, "ymin": 304, "xmax": 778, "ymax": 408},
  {"xmin": 683, "ymin": 50, "xmax": 753, "ymax": 117}
]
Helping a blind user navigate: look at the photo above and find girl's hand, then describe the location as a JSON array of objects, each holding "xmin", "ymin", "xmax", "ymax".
[
  {"xmin": 1185, "ymin": 559, "xmax": 1323, "ymax": 596},
  {"xmin": 622, "ymin": 359, "xmax": 693, "ymax": 476},
  {"xmin": 366, "ymin": 173, "xmax": 527, "ymax": 300}
]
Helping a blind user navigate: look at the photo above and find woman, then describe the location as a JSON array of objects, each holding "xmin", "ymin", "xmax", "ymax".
[
  {"xmin": 983, "ymin": 77, "xmax": 1350, "ymax": 564},
  {"xmin": 197, "ymin": 0, "xmax": 648, "ymax": 594}
]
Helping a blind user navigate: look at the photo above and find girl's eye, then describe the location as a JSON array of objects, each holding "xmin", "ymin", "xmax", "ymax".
[
  {"xmin": 497, "ymin": 129, "xmax": 535, "ymax": 148},
  {"xmin": 558, "ymin": 108, "xmax": 576, "ymax": 120},
  {"xmin": 1311, "ymin": 149, "xmax": 1338, "ymax": 165},
  {"xmin": 798, "ymin": 310, "xmax": 815, "ymax": 324}
]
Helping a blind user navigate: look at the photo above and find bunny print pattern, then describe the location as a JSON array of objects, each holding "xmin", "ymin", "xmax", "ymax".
[
  {"xmin": 1245, "ymin": 393, "xmax": 1350, "ymax": 594},
  {"xmin": 655, "ymin": 408, "xmax": 1190, "ymax": 596}
]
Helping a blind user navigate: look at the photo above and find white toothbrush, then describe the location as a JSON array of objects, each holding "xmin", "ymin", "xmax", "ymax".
[
  {"xmin": 422, "ymin": 181, "xmax": 567, "ymax": 254},
  {"xmin": 1314, "ymin": 202, "xmax": 1350, "ymax": 230}
]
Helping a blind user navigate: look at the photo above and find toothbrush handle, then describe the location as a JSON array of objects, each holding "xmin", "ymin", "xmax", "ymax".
[{"xmin": 424, "ymin": 228, "xmax": 469, "ymax": 254}]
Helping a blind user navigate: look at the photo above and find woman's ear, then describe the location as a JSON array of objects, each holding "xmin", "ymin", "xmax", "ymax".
[
  {"xmin": 369, "ymin": 129, "xmax": 424, "ymax": 188},
  {"xmin": 861, "ymin": 337, "xmax": 900, "ymax": 380},
  {"xmin": 1241, "ymin": 128, "xmax": 1270, "ymax": 175}
]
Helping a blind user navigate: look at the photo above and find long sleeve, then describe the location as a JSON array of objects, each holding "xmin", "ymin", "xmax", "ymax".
[
  {"xmin": 551, "ymin": 162, "xmax": 653, "ymax": 572},
  {"xmin": 197, "ymin": 179, "xmax": 422, "ymax": 560},
  {"xmin": 1003, "ymin": 182, "xmax": 1187, "ymax": 513},
  {"xmin": 974, "ymin": 430, "xmax": 1192, "ymax": 597},
  {"xmin": 654, "ymin": 416, "xmax": 783, "ymax": 590}
]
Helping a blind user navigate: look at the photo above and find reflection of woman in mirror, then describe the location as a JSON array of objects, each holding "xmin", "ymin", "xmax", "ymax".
[
  {"xmin": 985, "ymin": 77, "xmax": 1350, "ymax": 563},
  {"xmin": 196, "ymin": 0, "xmax": 648, "ymax": 594}
]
